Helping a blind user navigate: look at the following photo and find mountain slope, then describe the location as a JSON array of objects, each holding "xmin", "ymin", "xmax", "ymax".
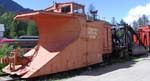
[
  {"xmin": 0, "ymin": 5, "xmax": 6, "ymax": 15},
  {"xmin": 0, "ymin": 0, "xmax": 32, "ymax": 12}
]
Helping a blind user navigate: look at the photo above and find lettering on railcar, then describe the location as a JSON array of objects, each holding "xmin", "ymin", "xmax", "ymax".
[{"xmin": 87, "ymin": 27, "xmax": 98, "ymax": 39}]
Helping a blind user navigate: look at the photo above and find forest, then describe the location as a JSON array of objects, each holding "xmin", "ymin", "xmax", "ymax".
[
  {"xmin": 0, "ymin": 6, "xmax": 38, "ymax": 38},
  {"xmin": 0, "ymin": 4, "xmax": 150, "ymax": 39}
]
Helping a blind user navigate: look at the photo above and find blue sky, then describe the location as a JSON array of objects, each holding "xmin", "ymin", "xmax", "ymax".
[{"xmin": 13, "ymin": 0, "xmax": 150, "ymax": 23}]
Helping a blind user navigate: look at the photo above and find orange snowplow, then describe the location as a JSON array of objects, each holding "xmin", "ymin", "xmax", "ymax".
[
  {"xmin": 0, "ymin": 2, "xmax": 112, "ymax": 78},
  {"xmin": 134, "ymin": 26, "xmax": 150, "ymax": 47}
]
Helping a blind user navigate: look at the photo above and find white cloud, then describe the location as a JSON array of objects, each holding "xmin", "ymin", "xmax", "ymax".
[{"xmin": 123, "ymin": 3, "xmax": 150, "ymax": 24}]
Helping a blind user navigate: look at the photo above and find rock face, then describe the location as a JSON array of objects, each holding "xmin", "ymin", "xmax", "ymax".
[{"xmin": 0, "ymin": 0, "xmax": 33, "ymax": 12}]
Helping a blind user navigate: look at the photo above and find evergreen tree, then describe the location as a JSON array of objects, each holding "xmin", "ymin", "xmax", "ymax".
[
  {"xmin": 137, "ymin": 15, "xmax": 149, "ymax": 26},
  {"xmin": 138, "ymin": 17, "xmax": 144, "ymax": 26},
  {"xmin": 0, "ymin": 12, "xmax": 38, "ymax": 38},
  {"xmin": 132, "ymin": 21, "xmax": 138, "ymax": 30},
  {"xmin": 142, "ymin": 15, "xmax": 149, "ymax": 25},
  {"xmin": 120, "ymin": 19, "xmax": 126, "ymax": 25},
  {"xmin": 111, "ymin": 17, "xmax": 117, "ymax": 25},
  {"xmin": 89, "ymin": 4, "xmax": 95, "ymax": 12},
  {"xmin": 0, "ymin": 5, "xmax": 6, "ymax": 15},
  {"xmin": 27, "ymin": 21, "xmax": 38, "ymax": 36},
  {"xmin": 0, "ymin": 12, "xmax": 15, "ymax": 38}
]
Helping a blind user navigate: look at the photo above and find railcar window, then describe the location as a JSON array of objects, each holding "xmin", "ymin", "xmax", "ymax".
[
  {"xmin": 61, "ymin": 6, "xmax": 71, "ymax": 13},
  {"xmin": 74, "ymin": 8, "xmax": 83, "ymax": 14},
  {"xmin": 74, "ymin": 6, "xmax": 83, "ymax": 14}
]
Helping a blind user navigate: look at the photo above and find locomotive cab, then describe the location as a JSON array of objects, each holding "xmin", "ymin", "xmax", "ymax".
[{"xmin": 45, "ymin": 2, "xmax": 85, "ymax": 16}]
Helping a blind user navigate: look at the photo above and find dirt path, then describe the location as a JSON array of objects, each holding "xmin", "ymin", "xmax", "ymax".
[{"xmin": 62, "ymin": 56, "xmax": 150, "ymax": 81}]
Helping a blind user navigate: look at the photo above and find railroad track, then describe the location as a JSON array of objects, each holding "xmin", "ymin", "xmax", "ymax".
[{"xmin": 0, "ymin": 74, "xmax": 20, "ymax": 81}]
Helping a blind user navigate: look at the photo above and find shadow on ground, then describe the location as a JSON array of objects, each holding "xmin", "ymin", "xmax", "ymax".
[{"xmin": 24, "ymin": 54, "xmax": 149, "ymax": 81}]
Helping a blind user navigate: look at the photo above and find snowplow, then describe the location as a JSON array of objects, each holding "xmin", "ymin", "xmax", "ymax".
[
  {"xmin": 112, "ymin": 24, "xmax": 147, "ymax": 57},
  {"xmin": 134, "ymin": 26, "xmax": 150, "ymax": 49},
  {"xmin": 0, "ymin": 2, "xmax": 112, "ymax": 78},
  {"xmin": 0, "ymin": 2, "xmax": 147, "ymax": 79}
]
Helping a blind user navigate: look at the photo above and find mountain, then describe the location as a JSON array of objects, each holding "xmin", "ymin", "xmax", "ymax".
[
  {"xmin": 0, "ymin": 5, "xmax": 6, "ymax": 15},
  {"xmin": 0, "ymin": 0, "xmax": 33, "ymax": 13}
]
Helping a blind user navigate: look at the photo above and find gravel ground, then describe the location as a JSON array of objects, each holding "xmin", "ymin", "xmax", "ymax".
[{"xmin": 62, "ymin": 55, "xmax": 150, "ymax": 81}]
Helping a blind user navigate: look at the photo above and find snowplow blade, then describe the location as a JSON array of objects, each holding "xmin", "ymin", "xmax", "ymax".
[
  {"xmin": 2, "ymin": 12, "xmax": 86, "ymax": 78},
  {"xmin": 132, "ymin": 45, "xmax": 147, "ymax": 55}
]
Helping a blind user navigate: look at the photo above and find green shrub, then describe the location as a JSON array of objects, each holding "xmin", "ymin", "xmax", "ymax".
[
  {"xmin": 0, "ymin": 44, "xmax": 14, "ymax": 57},
  {"xmin": 0, "ymin": 44, "xmax": 14, "ymax": 73}
]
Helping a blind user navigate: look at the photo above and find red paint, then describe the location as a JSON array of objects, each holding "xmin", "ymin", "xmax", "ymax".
[{"xmin": 134, "ymin": 26, "xmax": 150, "ymax": 47}]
